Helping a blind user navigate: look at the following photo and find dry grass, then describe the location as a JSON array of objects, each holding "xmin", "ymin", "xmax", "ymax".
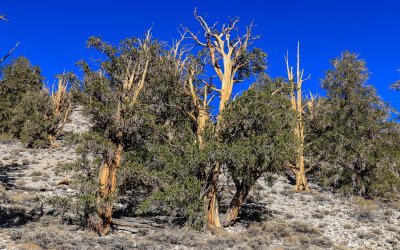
[
  {"xmin": 7, "ymin": 216, "xmax": 135, "ymax": 249},
  {"xmin": 352, "ymin": 196, "xmax": 378, "ymax": 221}
]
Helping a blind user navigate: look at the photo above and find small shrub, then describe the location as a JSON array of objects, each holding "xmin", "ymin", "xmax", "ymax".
[
  {"xmin": 262, "ymin": 221, "xmax": 293, "ymax": 238},
  {"xmin": 290, "ymin": 220, "xmax": 322, "ymax": 235},
  {"xmin": 313, "ymin": 193, "xmax": 330, "ymax": 202},
  {"xmin": 385, "ymin": 224, "xmax": 399, "ymax": 233},
  {"xmin": 313, "ymin": 210, "xmax": 325, "ymax": 219},
  {"xmin": 0, "ymin": 133, "xmax": 15, "ymax": 144},
  {"xmin": 311, "ymin": 236, "xmax": 333, "ymax": 248},
  {"xmin": 343, "ymin": 223, "xmax": 353, "ymax": 229},
  {"xmin": 286, "ymin": 212, "xmax": 295, "ymax": 219},
  {"xmin": 31, "ymin": 171, "xmax": 42, "ymax": 176},
  {"xmin": 31, "ymin": 176, "xmax": 40, "ymax": 182},
  {"xmin": 46, "ymin": 196, "xmax": 72, "ymax": 219},
  {"xmin": 356, "ymin": 230, "xmax": 375, "ymax": 239},
  {"xmin": 352, "ymin": 196, "xmax": 378, "ymax": 221}
]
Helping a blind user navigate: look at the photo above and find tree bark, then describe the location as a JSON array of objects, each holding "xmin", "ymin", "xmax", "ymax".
[
  {"xmin": 96, "ymin": 143, "xmax": 123, "ymax": 235},
  {"xmin": 205, "ymin": 163, "xmax": 222, "ymax": 228},
  {"xmin": 205, "ymin": 77, "xmax": 230, "ymax": 228},
  {"xmin": 223, "ymin": 182, "xmax": 249, "ymax": 227},
  {"xmin": 294, "ymin": 154, "xmax": 310, "ymax": 192}
]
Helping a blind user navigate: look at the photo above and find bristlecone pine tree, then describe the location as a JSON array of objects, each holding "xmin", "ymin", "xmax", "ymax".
[
  {"xmin": 73, "ymin": 28, "xmax": 209, "ymax": 234},
  {"xmin": 219, "ymin": 77, "xmax": 296, "ymax": 226},
  {"xmin": 184, "ymin": 9, "xmax": 267, "ymax": 228},
  {"xmin": 77, "ymin": 29, "xmax": 153, "ymax": 235},
  {"xmin": 0, "ymin": 57, "xmax": 43, "ymax": 137},
  {"xmin": 0, "ymin": 56, "xmax": 73, "ymax": 147},
  {"xmin": 307, "ymin": 51, "xmax": 400, "ymax": 197},
  {"xmin": 119, "ymin": 34, "xmax": 210, "ymax": 229},
  {"xmin": 283, "ymin": 43, "xmax": 316, "ymax": 192}
]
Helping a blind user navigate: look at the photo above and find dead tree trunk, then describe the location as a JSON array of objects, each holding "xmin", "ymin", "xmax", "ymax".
[
  {"xmin": 169, "ymin": 32, "xmax": 212, "ymax": 150},
  {"xmin": 47, "ymin": 77, "xmax": 72, "ymax": 147},
  {"xmin": 95, "ymin": 29, "xmax": 151, "ymax": 236},
  {"xmin": 185, "ymin": 9, "xmax": 259, "ymax": 228},
  {"xmin": 184, "ymin": 71, "xmax": 212, "ymax": 149},
  {"xmin": 285, "ymin": 42, "xmax": 313, "ymax": 192}
]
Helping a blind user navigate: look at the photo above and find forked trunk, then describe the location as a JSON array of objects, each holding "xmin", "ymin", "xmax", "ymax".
[
  {"xmin": 185, "ymin": 12, "xmax": 255, "ymax": 228},
  {"xmin": 95, "ymin": 144, "xmax": 123, "ymax": 235},
  {"xmin": 223, "ymin": 182, "xmax": 249, "ymax": 227}
]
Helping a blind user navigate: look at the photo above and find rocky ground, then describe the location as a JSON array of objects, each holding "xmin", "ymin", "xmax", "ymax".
[{"xmin": 0, "ymin": 107, "xmax": 400, "ymax": 249}]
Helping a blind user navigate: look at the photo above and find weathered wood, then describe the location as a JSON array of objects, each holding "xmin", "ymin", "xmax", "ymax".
[{"xmin": 285, "ymin": 43, "xmax": 312, "ymax": 192}]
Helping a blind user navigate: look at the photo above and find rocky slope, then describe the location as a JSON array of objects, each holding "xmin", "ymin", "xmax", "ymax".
[{"xmin": 0, "ymin": 107, "xmax": 400, "ymax": 249}]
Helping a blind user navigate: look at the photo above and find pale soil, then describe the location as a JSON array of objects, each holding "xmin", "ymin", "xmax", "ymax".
[{"xmin": 0, "ymin": 107, "xmax": 399, "ymax": 249}]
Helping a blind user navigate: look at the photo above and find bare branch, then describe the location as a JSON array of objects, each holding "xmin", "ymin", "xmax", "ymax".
[
  {"xmin": 271, "ymin": 82, "xmax": 287, "ymax": 96},
  {"xmin": 0, "ymin": 42, "xmax": 19, "ymax": 64},
  {"xmin": 210, "ymin": 86, "xmax": 222, "ymax": 93},
  {"xmin": 207, "ymin": 94, "xmax": 216, "ymax": 106},
  {"xmin": 188, "ymin": 71, "xmax": 198, "ymax": 106},
  {"xmin": 0, "ymin": 15, "xmax": 9, "ymax": 21}
]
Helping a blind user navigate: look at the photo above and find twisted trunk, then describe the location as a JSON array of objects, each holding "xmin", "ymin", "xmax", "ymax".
[
  {"xmin": 204, "ymin": 72, "xmax": 231, "ymax": 228},
  {"xmin": 205, "ymin": 162, "xmax": 222, "ymax": 228},
  {"xmin": 223, "ymin": 182, "xmax": 250, "ymax": 227},
  {"xmin": 95, "ymin": 143, "xmax": 123, "ymax": 235}
]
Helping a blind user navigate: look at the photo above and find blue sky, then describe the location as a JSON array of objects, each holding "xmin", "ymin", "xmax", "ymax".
[{"xmin": 2, "ymin": 0, "xmax": 400, "ymax": 112}]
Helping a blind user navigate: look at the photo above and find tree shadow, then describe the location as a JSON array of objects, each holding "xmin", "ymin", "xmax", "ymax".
[
  {"xmin": 285, "ymin": 172, "xmax": 296, "ymax": 185},
  {"xmin": 0, "ymin": 206, "xmax": 36, "ymax": 228},
  {"xmin": 0, "ymin": 162, "xmax": 40, "ymax": 228},
  {"xmin": 0, "ymin": 162, "xmax": 28, "ymax": 187},
  {"xmin": 232, "ymin": 203, "xmax": 275, "ymax": 226}
]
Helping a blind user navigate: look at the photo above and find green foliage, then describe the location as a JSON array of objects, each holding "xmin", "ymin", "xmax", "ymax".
[
  {"xmin": 131, "ymin": 127, "xmax": 206, "ymax": 227},
  {"xmin": 391, "ymin": 69, "xmax": 400, "ymax": 91},
  {"xmin": 0, "ymin": 56, "xmax": 43, "ymax": 133},
  {"xmin": 0, "ymin": 57, "xmax": 73, "ymax": 147},
  {"xmin": 233, "ymin": 47, "xmax": 267, "ymax": 82},
  {"xmin": 69, "ymin": 34, "xmax": 206, "ymax": 228},
  {"xmin": 12, "ymin": 89, "xmax": 53, "ymax": 147},
  {"xmin": 307, "ymin": 51, "xmax": 400, "ymax": 198},
  {"xmin": 218, "ymin": 77, "xmax": 296, "ymax": 192}
]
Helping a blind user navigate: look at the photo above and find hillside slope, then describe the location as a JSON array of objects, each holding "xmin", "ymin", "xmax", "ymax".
[{"xmin": 0, "ymin": 107, "xmax": 399, "ymax": 249}]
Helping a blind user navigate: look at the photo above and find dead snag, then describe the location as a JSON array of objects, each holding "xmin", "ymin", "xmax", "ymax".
[
  {"xmin": 284, "ymin": 42, "xmax": 315, "ymax": 192},
  {"xmin": 47, "ymin": 76, "xmax": 72, "ymax": 147}
]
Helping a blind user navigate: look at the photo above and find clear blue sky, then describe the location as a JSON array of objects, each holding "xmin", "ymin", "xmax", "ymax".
[{"xmin": 2, "ymin": 0, "xmax": 400, "ymax": 112}]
